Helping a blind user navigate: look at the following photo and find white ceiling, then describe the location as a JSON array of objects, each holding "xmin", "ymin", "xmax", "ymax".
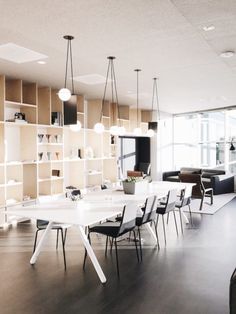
[{"xmin": 1, "ymin": 0, "xmax": 236, "ymax": 114}]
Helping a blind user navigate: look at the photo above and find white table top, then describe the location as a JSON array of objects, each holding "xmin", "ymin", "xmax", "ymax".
[{"xmin": 3, "ymin": 181, "xmax": 195, "ymax": 227}]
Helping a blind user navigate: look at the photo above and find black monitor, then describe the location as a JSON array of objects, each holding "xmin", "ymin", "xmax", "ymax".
[{"xmin": 63, "ymin": 95, "xmax": 77, "ymax": 125}]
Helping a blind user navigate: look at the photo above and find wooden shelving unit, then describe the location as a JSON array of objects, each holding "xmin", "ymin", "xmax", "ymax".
[{"xmin": 0, "ymin": 74, "xmax": 152, "ymax": 227}]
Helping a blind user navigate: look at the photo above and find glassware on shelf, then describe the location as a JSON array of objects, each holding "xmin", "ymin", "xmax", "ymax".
[
  {"xmin": 38, "ymin": 152, "xmax": 43, "ymax": 161},
  {"xmin": 55, "ymin": 152, "xmax": 60, "ymax": 160},
  {"xmin": 38, "ymin": 134, "xmax": 44, "ymax": 143},
  {"xmin": 54, "ymin": 134, "xmax": 58, "ymax": 143},
  {"xmin": 47, "ymin": 152, "xmax": 51, "ymax": 160},
  {"xmin": 45, "ymin": 134, "xmax": 51, "ymax": 143}
]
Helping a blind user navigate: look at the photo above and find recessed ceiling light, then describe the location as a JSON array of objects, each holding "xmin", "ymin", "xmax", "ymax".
[
  {"xmin": 0, "ymin": 43, "xmax": 48, "ymax": 63},
  {"xmin": 74, "ymin": 74, "xmax": 109, "ymax": 85},
  {"xmin": 37, "ymin": 60, "xmax": 46, "ymax": 65},
  {"xmin": 202, "ymin": 25, "xmax": 215, "ymax": 31},
  {"xmin": 220, "ymin": 51, "xmax": 235, "ymax": 58}
]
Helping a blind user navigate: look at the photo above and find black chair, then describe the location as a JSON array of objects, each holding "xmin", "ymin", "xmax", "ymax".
[
  {"xmin": 136, "ymin": 195, "xmax": 159, "ymax": 260},
  {"xmin": 33, "ymin": 221, "xmax": 70, "ymax": 270},
  {"xmin": 179, "ymin": 173, "xmax": 213, "ymax": 211},
  {"xmin": 155, "ymin": 189, "xmax": 178, "ymax": 245},
  {"xmin": 83, "ymin": 202, "xmax": 139, "ymax": 277}
]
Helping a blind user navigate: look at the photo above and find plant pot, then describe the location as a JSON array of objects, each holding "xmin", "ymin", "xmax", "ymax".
[{"xmin": 122, "ymin": 180, "xmax": 148, "ymax": 194}]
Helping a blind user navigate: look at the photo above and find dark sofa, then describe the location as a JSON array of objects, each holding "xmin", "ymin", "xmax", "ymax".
[{"xmin": 163, "ymin": 167, "xmax": 235, "ymax": 195}]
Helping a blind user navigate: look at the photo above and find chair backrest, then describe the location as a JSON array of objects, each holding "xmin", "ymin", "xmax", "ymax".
[
  {"xmin": 165, "ymin": 189, "xmax": 177, "ymax": 213},
  {"xmin": 141, "ymin": 195, "xmax": 157, "ymax": 224},
  {"xmin": 127, "ymin": 170, "xmax": 144, "ymax": 177},
  {"xmin": 119, "ymin": 202, "xmax": 138, "ymax": 235},
  {"xmin": 36, "ymin": 219, "xmax": 48, "ymax": 228},
  {"xmin": 179, "ymin": 173, "xmax": 203, "ymax": 198},
  {"xmin": 181, "ymin": 185, "xmax": 192, "ymax": 207}
]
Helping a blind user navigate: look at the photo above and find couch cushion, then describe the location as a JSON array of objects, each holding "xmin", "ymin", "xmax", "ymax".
[
  {"xmin": 202, "ymin": 169, "xmax": 225, "ymax": 178},
  {"xmin": 180, "ymin": 167, "xmax": 202, "ymax": 175},
  {"xmin": 166, "ymin": 176, "xmax": 179, "ymax": 182}
]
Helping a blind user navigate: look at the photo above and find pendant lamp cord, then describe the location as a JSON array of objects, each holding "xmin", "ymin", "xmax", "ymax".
[
  {"xmin": 100, "ymin": 57, "xmax": 121, "ymax": 126},
  {"xmin": 100, "ymin": 59, "xmax": 111, "ymax": 122},
  {"xmin": 69, "ymin": 39, "xmax": 75, "ymax": 95},
  {"xmin": 151, "ymin": 77, "xmax": 160, "ymax": 121},
  {"xmin": 135, "ymin": 69, "xmax": 140, "ymax": 128},
  {"xmin": 64, "ymin": 39, "xmax": 70, "ymax": 89},
  {"xmin": 112, "ymin": 61, "xmax": 121, "ymax": 127}
]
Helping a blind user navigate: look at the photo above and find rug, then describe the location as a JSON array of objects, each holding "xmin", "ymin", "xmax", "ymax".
[{"xmin": 182, "ymin": 193, "xmax": 235, "ymax": 215}]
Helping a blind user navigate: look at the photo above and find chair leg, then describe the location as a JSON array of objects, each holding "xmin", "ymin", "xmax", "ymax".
[
  {"xmin": 60, "ymin": 229, "xmax": 67, "ymax": 271},
  {"xmin": 114, "ymin": 239, "xmax": 120, "ymax": 277},
  {"xmin": 179, "ymin": 208, "xmax": 184, "ymax": 234},
  {"xmin": 211, "ymin": 191, "xmax": 213, "ymax": 205},
  {"xmin": 33, "ymin": 229, "xmax": 39, "ymax": 253},
  {"xmin": 167, "ymin": 212, "xmax": 170, "ymax": 225},
  {"xmin": 188, "ymin": 205, "xmax": 193, "ymax": 226},
  {"xmin": 56, "ymin": 229, "xmax": 59, "ymax": 250},
  {"xmin": 162, "ymin": 215, "xmax": 167, "ymax": 246},
  {"xmin": 154, "ymin": 219, "xmax": 160, "ymax": 249},
  {"xmin": 105, "ymin": 236, "xmax": 108, "ymax": 257},
  {"xmin": 83, "ymin": 232, "xmax": 91, "ymax": 270},
  {"xmin": 137, "ymin": 227, "xmax": 142, "ymax": 261},
  {"xmin": 173, "ymin": 210, "xmax": 178, "ymax": 236},
  {"xmin": 133, "ymin": 230, "xmax": 140, "ymax": 262},
  {"xmin": 63, "ymin": 229, "xmax": 67, "ymax": 246},
  {"xmin": 110, "ymin": 238, "xmax": 114, "ymax": 253},
  {"xmin": 200, "ymin": 196, "xmax": 204, "ymax": 211}
]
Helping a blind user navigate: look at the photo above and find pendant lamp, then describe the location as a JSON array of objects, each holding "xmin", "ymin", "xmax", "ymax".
[
  {"xmin": 58, "ymin": 35, "xmax": 75, "ymax": 101},
  {"xmin": 94, "ymin": 56, "xmax": 124, "ymax": 135},
  {"xmin": 133, "ymin": 69, "xmax": 142, "ymax": 136},
  {"xmin": 147, "ymin": 77, "xmax": 160, "ymax": 137}
]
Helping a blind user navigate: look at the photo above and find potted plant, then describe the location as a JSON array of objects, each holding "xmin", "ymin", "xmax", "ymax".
[{"xmin": 122, "ymin": 177, "xmax": 148, "ymax": 194}]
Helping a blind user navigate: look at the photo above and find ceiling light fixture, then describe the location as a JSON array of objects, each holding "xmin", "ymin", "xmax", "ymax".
[
  {"xmin": 202, "ymin": 25, "xmax": 215, "ymax": 31},
  {"xmin": 58, "ymin": 35, "xmax": 75, "ymax": 101},
  {"xmin": 133, "ymin": 69, "xmax": 142, "ymax": 136},
  {"xmin": 94, "ymin": 56, "xmax": 124, "ymax": 135},
  {"xmin": 147, "ymin": 77, "xmax": 160, "ymax": 137},
  {"xmin": 70, "ymin": 120, "xmax": 82, "ymax": 132},
  {"xmin": 37, "ymin": 60, "xmax": 46, "ymax": 65},
  {"xmin": 220, "ymin": 51, "xmax": 235, "ymax": 58}
]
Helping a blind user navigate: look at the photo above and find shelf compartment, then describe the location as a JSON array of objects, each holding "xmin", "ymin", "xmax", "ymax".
[
  {"xmin": 38, "ymin": 180, "xmax": 51, "ymax": 196},
  {"xmin": 38, "ymin": 87, "xmax": 51, "ymax": 125},
  {"xmin": 51, "ymin": 179, "xmax": 64, "ymax": 195},
  {"xmin": 0, "ymin": 165, "xmax": 5, "ymax": 185},
  {"xmin": 5, "ymin": 78, "xmax": 22, "ymax": 103},
  {"xmin": 64, "ymin": 127, "xmax": 84, "ymax": 159},
  {"xmin": 6, "ymin": 164, "xmax": 23, "ymax": 184},
  {"xmin": 51, "ymin": 89, "xmax": 63, "ymax": 126},
  {"xmin": 23, "ymin": 164, "xmax": 37, "ymax": 199},
  {"xmin": 103, "ymin": 158, "xmax": 118, "ymax": 183},
  {"xmin": 77, "ymin": 95, "xmax": 85, "ymax": 113},
  {"xmin": 6, "ymin": 184, "xmax": 23, "ymax": 204},
  {"xmin": 0, "ymin": 124, "xmax": 5, "ymax": 163},
  {"xmin": 22, "ymin": 82, "xmax": 37, "ymax": 106},
  {"xmin": 85, "ymin": 129, "xmax": 102, "ymax": 158},
  {"xmin": 5, "ymin": 124, "xmax": 37, "ymax": 163},
  {"xmin": 0, "ymin": 76, "xmax": 5, "ymax": 121},
  {"xmin": 64, "ymin": 160, "xmax": 85, "ymax": 189},
  {"xmin": 5, "ymin": 102, "xmax": 37, "ymax": 124}
]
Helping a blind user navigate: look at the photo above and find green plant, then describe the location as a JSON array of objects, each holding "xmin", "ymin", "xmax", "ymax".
[{"xmin": 123, "ymin": 176, "xmax": 142, "ymax": 183}]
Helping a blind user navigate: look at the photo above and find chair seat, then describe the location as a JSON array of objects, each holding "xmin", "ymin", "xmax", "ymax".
[
  {"xmin": 38, "ymin": 223, "xmax": 71, "ymax": 230},
  {"xmin": 89, "ymin": 222, "xmax": 120, "ymax": 238},
  {"xmin": 136, "ymin": 211, "xmax": 156, "ymax": 226},
  {"xmin": 175, "ymin": 201, "xmax": 182, "ymax": 208},
  {"xmin": 156, "ymin": 205, "xmax": 166, "ymax": 215},
  {"xmin": 205, "ymin": 188, "xmax": 213, "ymax": 193}
]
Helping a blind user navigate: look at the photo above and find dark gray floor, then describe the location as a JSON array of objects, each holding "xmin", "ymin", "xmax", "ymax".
[{"xmin": 1, "ymin": 198, "xmax": 236, "ymax": 314}]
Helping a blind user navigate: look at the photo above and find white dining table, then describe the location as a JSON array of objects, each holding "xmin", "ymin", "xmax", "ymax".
[{"xmin": 2, "ymin": 181, "xmax": 194, "ymax": 284}]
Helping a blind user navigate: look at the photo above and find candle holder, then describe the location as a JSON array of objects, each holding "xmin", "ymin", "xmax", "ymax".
[
  {"xmin": 45, "ymin": 134, "xmax": 51, "ymax": 143},
  {"xmin": 47, "ymin": 152, "xmax": 51, "ymax": 160},
  {"xmin": 38, "ymin": 134, "xmax": 44, "ymax": 143},
  {"xmin": 38, "ymin": 152, "xmax": 43, "ymax": 161}
]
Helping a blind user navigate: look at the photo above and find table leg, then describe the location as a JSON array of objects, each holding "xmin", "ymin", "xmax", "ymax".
[
  {"xmin": 78, "ymin": 226, "xmax": 106, "ymax": 284},
  {"xmin": 181, "ymin": 211, "xmax": 189, "ymax": 224},
  {"xmin": 145, "ymin": 223, "xmax": 157, "ymax": 242},
  {"xmin": 30, "ymin": 221, "xmax": 53, "ymax": 265}
]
